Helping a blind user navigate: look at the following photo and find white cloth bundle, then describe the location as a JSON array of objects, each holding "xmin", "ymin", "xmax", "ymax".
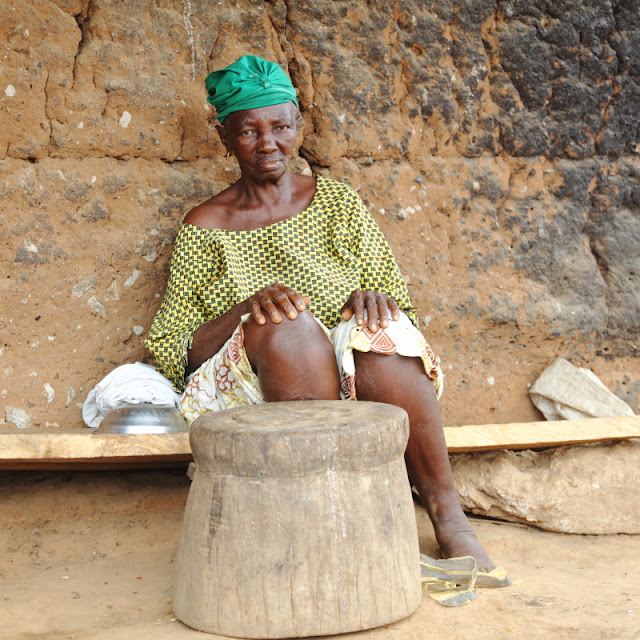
[
  {"xmin": 82, "ymin": 362, "xmax": 181, "ymax": 428},
  {"xmin": 530, "ymin": 357, "xmax": 634, "ymax": 420}
]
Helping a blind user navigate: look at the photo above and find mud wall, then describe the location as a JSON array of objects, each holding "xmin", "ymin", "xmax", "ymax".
[{"xmin": 1, "ymin": 0, "xmax": 639, "ymax": 428}]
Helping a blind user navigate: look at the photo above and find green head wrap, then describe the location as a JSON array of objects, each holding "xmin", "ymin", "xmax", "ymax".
[{"xmin": 205, "ymin": 55, "xmax": 298, "ymax": 125}]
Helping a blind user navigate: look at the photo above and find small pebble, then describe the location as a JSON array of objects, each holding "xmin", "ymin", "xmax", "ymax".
[
  {"xmin": 125, "ymin": 270, "xmax": 141, "ymax": 287},
  {"xmin": 87, "ymin": 296, "xmax": 108, "ymax": 318},
  {"xmin": 5, "ymin": 407, "xmax": 34, "ymax": 429},
  {"xmin": 43, "ymin": 383, "xmax": 55, "ymax": 403}
]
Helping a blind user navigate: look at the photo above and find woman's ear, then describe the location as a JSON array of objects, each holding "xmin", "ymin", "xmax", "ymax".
[
  {"xmin": 216, "ymin": 124, "xmax": 228, "ymax": 148},
  {"xmin": 292, "ymin": 101, "xmax": 304, "ymax": 127}
]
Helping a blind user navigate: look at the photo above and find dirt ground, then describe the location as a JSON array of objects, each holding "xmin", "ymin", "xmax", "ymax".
[{"xmin": 1, "ymin": 468, "xmax": 638, "ymax": 640}]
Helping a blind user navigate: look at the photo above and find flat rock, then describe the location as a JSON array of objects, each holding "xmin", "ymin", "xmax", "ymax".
[{"xmin": 451, "ymin": 440, "xmax": 640, "ymax": 534}]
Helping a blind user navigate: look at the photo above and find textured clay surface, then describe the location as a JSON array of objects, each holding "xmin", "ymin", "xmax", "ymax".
[{"xmin": 1, "ymin": 0, "xmax": 639, "ymax": 428}]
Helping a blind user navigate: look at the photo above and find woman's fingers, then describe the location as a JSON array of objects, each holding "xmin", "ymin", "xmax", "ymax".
[
  {"xmin": 252, "ymin": 284, "xmax": 309, "ymax": 323},
  {"xmin": 295, "ymin": 294, "xmax": 311, "ymax": 311},
  {"xmin": 373, "ymin": 294, "xmax": 400, "ymax": 330},
  {"xmin": 251, "ymin": 300, "xmax": 268, "ymax": 325},
  {"xmin": 256, "ymin": 295, "xmax": 282, "ymax": 323},
  {"xmin": 342, "ymin": 290, "xmax": 401, "ymax": 332},
  {"xmin": 365, "ymin": 294, "xmax": 380, "ymax": 332},
  {"xmin": 275, "ymin": 289, "xmax": 310, "ymax": 318},
  {"xmin": 381, "ymin": 296, "xmax": 400, "ymax": 326},
  {"xmin": 340, "ymin": 305, "xmax": 354, "ymax": 320},
  {"xmin": 272, "ymin": 290, "xmax": 297, "ymax": 319},
  {"xmin": 341, "ymin": 290, "xmax": 364, "ymax": 325}
]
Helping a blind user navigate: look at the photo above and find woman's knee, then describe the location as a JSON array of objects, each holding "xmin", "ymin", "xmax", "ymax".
[
  {"xmin": 243, "ymin": 311, "xmax": 340, "ymax": 401},
  {"xmin": 353, "ymin": 351, "xmax": 431, "ymax": 400},
  {"xmin": 243, "ymin": 311, "xmax": 333, "ymax": 366}
]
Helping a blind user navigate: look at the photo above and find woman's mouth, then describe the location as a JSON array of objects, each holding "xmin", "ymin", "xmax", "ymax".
[{"xmin": 256, "ymin": 157, "xmax": 282, "ymax": 169}]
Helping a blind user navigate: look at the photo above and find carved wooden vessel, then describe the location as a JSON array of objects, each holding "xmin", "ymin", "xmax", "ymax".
[{"xmin": 173, "ymin": 400, "xmax": 421, "ymax": 638}]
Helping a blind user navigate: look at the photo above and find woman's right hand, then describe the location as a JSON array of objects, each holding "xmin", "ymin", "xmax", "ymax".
[{"xmin": 248, "ymin": 283, "xmax": 310, "ymax": 325}]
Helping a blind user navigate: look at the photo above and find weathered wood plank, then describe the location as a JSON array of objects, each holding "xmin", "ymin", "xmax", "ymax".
[
  {"xmin": 0, "ymin": 429, "xmax": 191, "ymax": 469},
  {"xmin": 444, "ymin": 415, "xmax": 640, "ymax": 452},
  {"xmin": 0, "ymin": 415, "xmax": 638, "ymax": 468}
]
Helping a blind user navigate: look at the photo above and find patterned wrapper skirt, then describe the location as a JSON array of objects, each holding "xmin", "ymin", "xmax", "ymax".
[{"xmin": 180, "ymin": 311, "xmax": 443, "ymax": 425}]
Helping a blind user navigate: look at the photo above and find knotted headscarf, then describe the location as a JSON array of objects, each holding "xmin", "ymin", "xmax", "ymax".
[{"xmin": 205, "ymin": 55, "xmax": 298, "ymax": 125}]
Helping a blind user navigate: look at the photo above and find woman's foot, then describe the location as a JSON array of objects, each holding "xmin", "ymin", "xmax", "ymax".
[{"xmin": 430, "ymin": 506, "xmax": 496, "ymax": 572}]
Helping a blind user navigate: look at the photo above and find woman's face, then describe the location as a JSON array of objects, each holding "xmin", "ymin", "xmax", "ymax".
[{"xmin": 218, "ymin": 102, "xmax": 300, "ymax": 181}]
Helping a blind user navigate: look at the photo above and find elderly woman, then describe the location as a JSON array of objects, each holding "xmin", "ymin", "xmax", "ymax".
[{"xmin": 146, "ymin": 55, "xmax": 494, "ymax": 571}]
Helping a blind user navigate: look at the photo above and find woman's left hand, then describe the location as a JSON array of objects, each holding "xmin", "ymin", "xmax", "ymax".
[{"xmin": 340, "ymin": 290, "xmax": 400, "ymax": 333}]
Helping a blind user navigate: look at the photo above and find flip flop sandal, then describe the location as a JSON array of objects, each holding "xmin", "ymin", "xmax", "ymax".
[{"xmin": 420, "ymin": 554, "xmax": 512, "ymax": 607}]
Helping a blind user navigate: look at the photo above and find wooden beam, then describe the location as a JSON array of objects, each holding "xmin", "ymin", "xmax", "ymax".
[
  {"xmin": 0, "ymin": 429, "xmax": 192, "ymax": 470},
  {"xmin": 444, "ymin": 415, "xmax": 640, "ymax": 453},
  {"xmin": 0, "ymin": 415, "xmax": 638, "ymax": 469}
]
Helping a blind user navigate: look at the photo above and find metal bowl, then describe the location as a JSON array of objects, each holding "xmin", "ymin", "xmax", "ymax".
[{"xmin": 98, "ymin": 403, "xmax": 188, "ymax": 434}]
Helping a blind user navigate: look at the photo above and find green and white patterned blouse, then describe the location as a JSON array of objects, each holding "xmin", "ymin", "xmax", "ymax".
[{"xmin": 146, "ymin": 176, "xmax": 417, "ymax": 391}]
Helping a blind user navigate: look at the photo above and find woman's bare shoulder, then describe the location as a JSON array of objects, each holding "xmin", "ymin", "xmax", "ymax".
[
  {"xmin": 182, "ymin": 187, "xmax": 236, "ymax": 230},
  {"xmin": 182, "ymin": 202, "xmax": 221, "ymax": 230}
]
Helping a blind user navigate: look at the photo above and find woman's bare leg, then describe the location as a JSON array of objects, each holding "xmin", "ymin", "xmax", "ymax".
[
  {"xmin": 243, "ymin": 311, "xmax": 340, "ymax": 401},
  {"xmin": 353, "ymin": 350, "xmax": 495, "ymax": 572}
]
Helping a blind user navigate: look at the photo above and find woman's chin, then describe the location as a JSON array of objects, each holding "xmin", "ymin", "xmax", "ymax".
[{"xmin": 258, "ymin": 160, "xmax": 283, "ymax": 171}]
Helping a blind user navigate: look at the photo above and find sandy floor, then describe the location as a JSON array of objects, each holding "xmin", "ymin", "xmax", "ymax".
[{"xmin": 1, "ymin": 469, "xmax": 638, "ymax": 640}]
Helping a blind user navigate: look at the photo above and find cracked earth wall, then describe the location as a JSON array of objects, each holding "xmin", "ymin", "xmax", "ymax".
[{"xmin": 1, "ymin": 0, "xmax": 639, "ymax": 428}]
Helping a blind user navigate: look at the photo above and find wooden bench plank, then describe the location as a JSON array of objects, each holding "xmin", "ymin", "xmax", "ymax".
[
  {"xmin": 0, "ymin": 415, "xmax": 638, "ymax": 468},
  {"xmin": 0, "ymin": 429, "xmax": 192, "ymax": 469},
  {"xmin": 444, "ymin": 415, "xmax": 640, "ymax": 452}
]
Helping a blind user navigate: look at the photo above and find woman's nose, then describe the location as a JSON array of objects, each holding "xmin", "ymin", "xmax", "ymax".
[{"xmin": 257, "ymin": 132, "xmax": 277, "ymax": 152}]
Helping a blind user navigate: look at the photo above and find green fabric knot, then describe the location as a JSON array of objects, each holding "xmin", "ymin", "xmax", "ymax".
[{"xmin": 205, "ymin": 55, "xmax": 297, "ymax": 124}]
